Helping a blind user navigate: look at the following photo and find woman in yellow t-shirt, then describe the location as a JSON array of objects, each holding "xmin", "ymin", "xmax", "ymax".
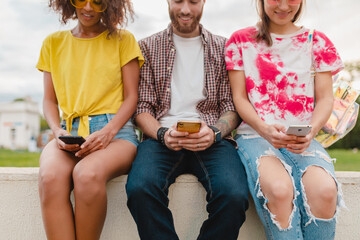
[{"xmin": 36, "ymin": 0, "xmax": 144, "ymax": 239}]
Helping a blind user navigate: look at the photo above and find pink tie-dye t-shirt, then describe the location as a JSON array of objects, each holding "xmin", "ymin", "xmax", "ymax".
[{"xmin": 225, "ymin": 26, "xmax": 343, "ymax": 135}]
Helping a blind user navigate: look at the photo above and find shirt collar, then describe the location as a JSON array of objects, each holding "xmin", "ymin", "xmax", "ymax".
[{"xmin": 166, "ymin": 23, "xmax": 209, "ymax": 46}]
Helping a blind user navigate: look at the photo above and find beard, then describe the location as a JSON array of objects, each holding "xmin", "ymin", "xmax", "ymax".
[{"xmin": 169, "ymin": 6, "xmax": 203, "ymax": 34}]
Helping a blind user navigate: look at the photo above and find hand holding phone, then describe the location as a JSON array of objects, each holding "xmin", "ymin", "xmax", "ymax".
[
  {"xmin": 286, "ymin": 125, "xmax": 312, "ymax": 137},
  {"xmin": 58, "ymin": 135, "xmax": 86, "ymax": 145},
  {"xmin": 177, "ymin": 120, "xmax": 201, "ymax": 133}
]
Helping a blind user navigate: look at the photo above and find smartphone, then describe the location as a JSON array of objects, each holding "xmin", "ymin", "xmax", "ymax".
[
  {"xmin": 286, "ymin": 125, "xmax": 312, "ymax": 137},
  {"xmin": 177, "ymin": 120, "xmax": 201, "ymax": 133},
  {"xmin": 58, "ymin": 136, "xmax": 86, "ymax": 145}
]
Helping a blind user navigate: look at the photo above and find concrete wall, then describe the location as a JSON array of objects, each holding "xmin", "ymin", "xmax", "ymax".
[{"xmin": 0, "ymin": 168, "xmax": 359, "ymax": 240}]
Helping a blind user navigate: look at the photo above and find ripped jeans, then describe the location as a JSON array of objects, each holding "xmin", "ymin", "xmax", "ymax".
[{"xmin": 236, "ymin": 135, "xmax": 345, "ymax": 240}]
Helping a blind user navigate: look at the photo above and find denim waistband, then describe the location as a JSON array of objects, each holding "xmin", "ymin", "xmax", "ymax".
[
  {"xmin": 63, "ymin": 113, "xmax": 133, "ymax": 129},
  {"xmin": 71, "ymin": 113, "xmax": 114, "ymax": 123}
]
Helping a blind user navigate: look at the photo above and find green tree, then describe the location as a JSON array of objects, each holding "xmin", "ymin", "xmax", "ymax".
[
  {"xmin": 344, "ymin": 60, "xmax": 360, "ymax": 78},
  {"xmin": 40, "ymin": 116, "xmax": 49, "ymax": 131}
]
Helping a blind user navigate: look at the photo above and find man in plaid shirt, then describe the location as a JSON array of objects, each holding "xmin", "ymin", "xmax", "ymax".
[{"xmin": 126, "ymin": 1, "xmax": 249, "ymax": 239}]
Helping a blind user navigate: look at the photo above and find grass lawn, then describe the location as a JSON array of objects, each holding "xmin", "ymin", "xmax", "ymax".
[
  {"xmin": 327, "ymin": 149, "xmax": 360, "ymax": 171},
  {"xmin": 0, "ymin": 148, "xmax": 359, "ymax": 171},
  {"xmin": 0, "ymin": 149, "xmax": 40, "ymax": 167}
]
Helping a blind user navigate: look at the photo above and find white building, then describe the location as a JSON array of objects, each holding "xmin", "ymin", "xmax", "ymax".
[{"xmin": 0, "ymin": 98, "xmax": 40, "ymax": 150}]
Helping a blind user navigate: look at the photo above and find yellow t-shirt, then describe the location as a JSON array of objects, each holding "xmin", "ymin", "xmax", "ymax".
[{"xmin": 36, "ymin": 30, "xmax": 144, "ymax": 137}]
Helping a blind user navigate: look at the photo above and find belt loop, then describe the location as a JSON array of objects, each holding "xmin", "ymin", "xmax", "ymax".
[{"xmin": 105, "ymin": 113, "xmax": 111, "ymax": 123}]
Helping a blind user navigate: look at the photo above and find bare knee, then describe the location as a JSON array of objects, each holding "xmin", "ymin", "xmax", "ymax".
[
  {"xmin": 302, "ymin": 166, "xmax": 337, "ymax": 218},
  {"xmin": 317, "ymin": 182, "xmax": 337, "ymax": 202},
  {"xmin": 72, "ymin": 165, "xmax": 106, "ymax": 203},
  {"xmin": 39, "ymin": 140, "xmax": 75, "ymax": 203},
  {"xmin": 267, "ymin": 180, "xmax": 293, "ymax": 203},
  {"xmin": 39, "ymin": 170, "xmax": 57, "ymax": 195},
  {"xmin": 258, "ymin": 156, "xmax": 294, "ymax": 229},
  {"xmin": 39, "ymin": 169, "xmax": 72, "ymax": 205},
  {"xmin": 258, "ymin": 156, "xmax": 293, "ymax": 204}
]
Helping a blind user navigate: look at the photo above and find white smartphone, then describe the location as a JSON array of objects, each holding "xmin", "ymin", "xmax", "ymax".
[{"xmin": 286, "ymin": 125, "xmax": 312, "ymax": 137}]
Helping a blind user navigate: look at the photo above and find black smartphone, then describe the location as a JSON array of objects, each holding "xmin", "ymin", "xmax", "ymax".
[{"xmin": 58, "ymin": 136, "xmax": 86, "ymax": 145}]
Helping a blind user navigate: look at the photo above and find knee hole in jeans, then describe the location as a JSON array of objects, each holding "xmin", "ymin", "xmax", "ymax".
[
  {"xmin": 257, "ymin": 156, "xmax": 296, "ymax": 230},
  {"xmin": 301, "ymin": 165, "xmax": 338, "ymax": 219}
]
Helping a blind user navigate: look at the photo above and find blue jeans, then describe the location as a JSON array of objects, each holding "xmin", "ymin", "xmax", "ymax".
[
  {"xmin": 126, "ymin": 139, "xmax": 249, "ymax": 240},
  {"xmin": 236, "ymin": 135, "xmax": 345, "ymax": 240}
]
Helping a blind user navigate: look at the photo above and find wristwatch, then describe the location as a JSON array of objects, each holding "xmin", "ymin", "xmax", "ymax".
[{"xmin": 209, "ymin": 126, "xmax": 221, "ymax": 143}]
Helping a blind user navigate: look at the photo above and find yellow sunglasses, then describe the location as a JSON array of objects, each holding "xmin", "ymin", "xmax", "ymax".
[
  {"xmin": 267, "ymin": 0, "xmax": 302, "ymax": 6},
  {"xmin": 70, "ymin": 0, "xmax": 107, "ymax": 13}
]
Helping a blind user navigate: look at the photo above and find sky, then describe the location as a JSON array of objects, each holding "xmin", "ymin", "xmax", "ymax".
[{"xmin": 0, "ymin": 0, "xmax": 360, "ymax": 105}]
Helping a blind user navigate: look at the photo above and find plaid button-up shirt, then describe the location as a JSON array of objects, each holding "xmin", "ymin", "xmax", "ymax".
[{"xmin": 135, "ymin": 24, "xmax": 235, "ymax": 127}]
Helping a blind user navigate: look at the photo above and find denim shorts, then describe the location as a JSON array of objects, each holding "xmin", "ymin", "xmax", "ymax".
[{"xmin": 61, "ymin": 113, "xmax": 139, "ymax": 147}]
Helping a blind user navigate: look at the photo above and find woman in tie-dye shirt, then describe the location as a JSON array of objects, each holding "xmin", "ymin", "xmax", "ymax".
[{"xmin": 225, "ymin": 0, "xmax": 345, "ymax": 239}]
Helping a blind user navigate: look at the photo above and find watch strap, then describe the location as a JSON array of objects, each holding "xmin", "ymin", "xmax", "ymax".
[{"xmin": 209, "ymin": 126, "xmax": 221, "ymax": 143}]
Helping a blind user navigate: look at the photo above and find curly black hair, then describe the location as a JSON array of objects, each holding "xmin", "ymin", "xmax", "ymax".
[{"xmin": 48, "ymin": 0, "xmax": 134, "ymax": 36}]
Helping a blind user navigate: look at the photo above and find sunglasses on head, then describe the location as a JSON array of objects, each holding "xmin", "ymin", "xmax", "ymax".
[
  {"xmin": 267, "ymin": 0, "xmax": 302, "ymax": 6},
  {"xmin": 70, "ymin": 0, "xmax": 107, "ymax": 12}
]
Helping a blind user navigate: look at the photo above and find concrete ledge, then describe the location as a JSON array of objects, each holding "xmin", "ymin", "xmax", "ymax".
[{"xmin": 0, "ymin": 168, "xmax": 359, "ymax": 239}]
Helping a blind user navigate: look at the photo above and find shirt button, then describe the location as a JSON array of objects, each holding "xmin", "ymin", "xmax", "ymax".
[
  {"xmin": 171, "ymin": 48, "xmax": 175, "ymax": 52},
  {"xmin": 88, "ymin": 117, "xmax": 92, "ymax": 121},
  {"xmin": 166, "ymin": 88, "xmax": 171, "ymax": 92}
]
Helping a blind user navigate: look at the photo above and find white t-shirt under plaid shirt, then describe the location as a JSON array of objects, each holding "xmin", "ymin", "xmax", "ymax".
[
  {"xmin": 136, "ymin": 24, "xmax": 235, "ymax": 127},
  {"xmin": 225, "ymin": 26, "xmax": 344, "ymax": 135}
]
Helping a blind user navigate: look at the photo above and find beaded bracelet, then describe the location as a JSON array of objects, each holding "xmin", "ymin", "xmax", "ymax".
[{"xmin": 157, "ymin": 127, "xmax": 169, "ymax": 145}]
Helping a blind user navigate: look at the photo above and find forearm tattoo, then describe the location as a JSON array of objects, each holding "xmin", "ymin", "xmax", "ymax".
[{"xmin": 214, "ymin": 111, "xmax": 241, "ymax": 137}]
